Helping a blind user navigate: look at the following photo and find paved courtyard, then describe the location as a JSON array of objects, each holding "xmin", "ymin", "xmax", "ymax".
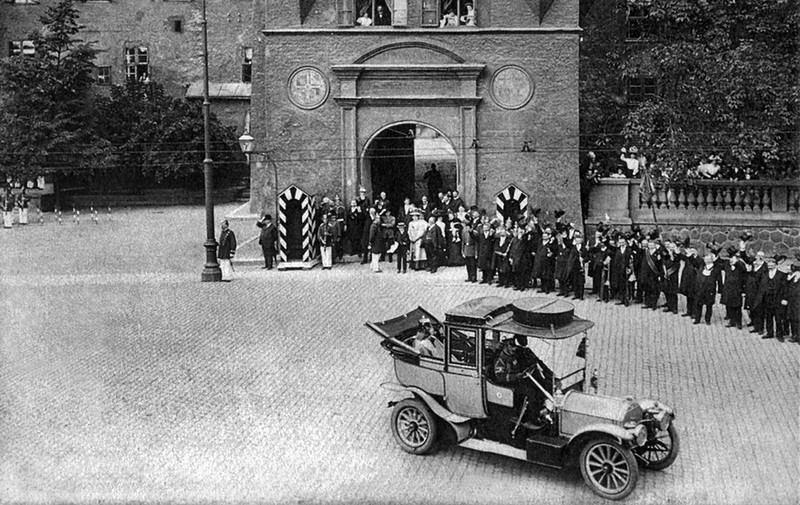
[{"xmin": 1, "ymin": 204, "xmax": 798, "ymax": 504}]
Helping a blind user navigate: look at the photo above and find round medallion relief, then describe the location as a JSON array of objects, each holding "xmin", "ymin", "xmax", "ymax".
[
  {"xmin": 490, "ymin": 65, "xmax": 534, "ymax": 110},
  {"xmin": 287, "ymin": 67, "xmax": 329, "ymax": 110}
]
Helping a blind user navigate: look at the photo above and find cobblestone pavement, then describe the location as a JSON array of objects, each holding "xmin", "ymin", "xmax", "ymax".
[{"xmin": 1, "ymin": 206, "xmax": 798, "ymax": 504}]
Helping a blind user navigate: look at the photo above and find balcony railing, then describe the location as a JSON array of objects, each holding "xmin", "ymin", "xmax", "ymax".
[{"xmin": 587, "ymin": 178, "xmax": 800, "ymax": 230}]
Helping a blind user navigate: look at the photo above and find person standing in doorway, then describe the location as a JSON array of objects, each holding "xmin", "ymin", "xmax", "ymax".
[{"xmin": 423, "ymin": 163, "xmax": 443, "ymax": 205}]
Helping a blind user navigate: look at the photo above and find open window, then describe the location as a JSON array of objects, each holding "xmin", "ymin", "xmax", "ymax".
[
  {"xmin": 125, "ymin": 46, "xmax": 149, "ymax": 82},
  {"xmin": 422, "ymin": 0, "xmax": 477, "ymax": 27}
]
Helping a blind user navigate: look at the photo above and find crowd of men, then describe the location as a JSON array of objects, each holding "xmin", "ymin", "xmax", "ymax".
[
  {"xmin": 1, "ymin": 185, "xmax": 31, "ymax": 228},
  {"xmin": 287, "ymin": 186, "xmax": 800, "ymax": 344}
]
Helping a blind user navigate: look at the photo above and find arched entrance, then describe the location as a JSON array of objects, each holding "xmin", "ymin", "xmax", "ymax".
[{"xmin": 362, "ymin": 123, "xmax": 458, "ymax": 214}]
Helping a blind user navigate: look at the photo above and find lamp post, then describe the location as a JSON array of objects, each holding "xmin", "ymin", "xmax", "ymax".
[
  {"xmin": 200, "ymin": 0, "xmax": 221, "ymax": 282},
  {"xmin": 238, "ymin": 132, "xmax": 279, "ymax": 224}
]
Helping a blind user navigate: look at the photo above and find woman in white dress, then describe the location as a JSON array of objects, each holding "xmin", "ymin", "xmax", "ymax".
[{"xmin": 407, "ymin": 209, "xmax": 427, "ymax": 271}]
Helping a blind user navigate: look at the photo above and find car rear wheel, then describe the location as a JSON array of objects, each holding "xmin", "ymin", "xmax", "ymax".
[
  {"xmin": 580, "ymin": 438, "xmax": 639, "ymax": 501},
  {"xmin": 391, "ymin": 398, "xmax": 438, "ymax": 455},
  {"xmin": 634, "ymin": 423, "xmax": 680, "ymax": 470}
]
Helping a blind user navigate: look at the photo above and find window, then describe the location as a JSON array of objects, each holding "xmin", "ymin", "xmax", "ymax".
[
  {"xmin": 8, "ymin": 40, "xmax": 35, "ymax": 57},
  {"xmin": 626, "ymin": 1, "xmax": 652, "ymax": 40},
  {"xmin": 422, "ymin": 0, "xmax": 476, "ymax": 27},
  {"xmin": 352, "ymin": 0, "xmax": 393, "ymax": 26},
  {"xmin": 241, "ymin": 47, "xmax": 253, "ymax": 83},
  {"xmin": 448, "ymin": 328, "xmax": 477, "ymax": 367},
  {"xmin": 6, "ymin": 0, "xmax": 39, "ymax": 4},
  {"xmin": 96, "ymin": 65, "xmax": 112, "ymax": 85},
  {"xmin": 125, "ymin": 46, "xmax": 149, "ymax": 82},
  {"xmin": 172, "ymin": 19, "xmax": 183, "ymax": 33},
  {"xmin": 626, "ymin": 76, "xmax": 657, "ymax": 103},
  {"xmin": 336, "ymin": 0, "xmax": 354, "ymax": 25}
]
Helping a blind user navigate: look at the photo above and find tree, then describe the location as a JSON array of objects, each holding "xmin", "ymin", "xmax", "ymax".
[
  {"xmin": 0, "ymin": 0, "xmax": 106, "ymax": 183},
  {"xmin": 95, "ymin": 80, "xmax": 247, "ymax": 188},
  {"xmin": 581, "ymin": 0, "xmax": 799, "ymax": 181}
]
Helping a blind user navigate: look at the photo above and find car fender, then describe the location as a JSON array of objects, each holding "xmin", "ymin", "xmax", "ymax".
[
  {"xmin": 381, "ymin": 382, "xmax": 474, "ymax": 442},
  {"xmin": 567, "ymin": 423, "xmax": 635, "ymax": 449}
]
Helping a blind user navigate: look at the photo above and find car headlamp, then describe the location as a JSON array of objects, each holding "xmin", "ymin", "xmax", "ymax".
[{"xmin": 631, "ymin": 424, "xmax": 648, "ymax": 447}]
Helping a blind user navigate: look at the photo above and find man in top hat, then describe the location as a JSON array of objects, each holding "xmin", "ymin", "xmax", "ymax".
[
  {"xmin": 757, "ymin": 256, "xmax": 788, "ymax": 340},
  {"xmin": 461, "ymin": 216, "xmax": 478, "ymax": 282},
  {"xmin": 477, "ymin": 217, "xmax": 496, "ymax": 283},
  {"xmin": 257, "ymin": 213, "xmax": 278, "ymax": 269},
  {"xmin": 746, "ymin": 251, "xmax": 768, "ymax": 334},
  {"xmin": 721, "ymin": 246, "xmax": 747, "ymax": 329},
  {"xmin": 639, "ymin": 234, "xmax": 662, "ymax": 310},
  {"xmin": 395, "ymin": 220, "xmax": 410, "ymax": 274},
  {"xmin": 422, "ymin": 216, "xmax": 444, "ymax": 273},
  {"xmin": 678, "ymin": 238, "xmax": 701, "ymax": 317},
  {"xmin": 660, "ymin": 239, "xmax": 680, "ymax": 314}
]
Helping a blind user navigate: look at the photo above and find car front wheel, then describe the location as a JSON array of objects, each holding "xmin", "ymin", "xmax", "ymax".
[
  {"xmin": 391, "ymin": 398, "xmax": 438, "ymax": 455},
  {"xmin": 634, "ymin": 423, "xmax": 680, "ymax": 470},
  {"xmin": 579, "ymin": 438, "xmax": 639, "ymax": 501}
]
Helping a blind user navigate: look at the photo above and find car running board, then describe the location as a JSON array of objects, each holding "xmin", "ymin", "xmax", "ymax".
[{"xmin": 459, "ymin": 438, "xmax": 528, "ymax": 462}]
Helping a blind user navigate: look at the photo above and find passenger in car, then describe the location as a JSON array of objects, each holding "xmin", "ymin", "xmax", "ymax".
[{"xmin": 412, "ymin": 317, "xmax": 444, "ymax": 359}]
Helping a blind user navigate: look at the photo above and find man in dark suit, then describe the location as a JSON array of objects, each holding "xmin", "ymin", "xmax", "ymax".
[
  {"xmin": 257, "ymin": 213, "xmax": 278, "ymax": 269},
  {"xmin": 477, "ymin": 220, "xmax": 496, "ymax": 284},
  {"xmin": 721, "ymin": 247, "xmax": 747, "ymax": 329},
  {"xmin": 759, "ymin": 257, "xmax": 788, "ymax": 340},
  {"xmin": 493, "ymin": 227, "xmax": 513, "ymax": 288},
  {"xmin": 639, "ymin": 237, "xmax": 662, "ymax": 310},
  {"xmin": 508, "ymin": 226, "xmax": 529, "ymax": 291},
  {"xmin": 610, "ymin": 233, "xmax": 633, "ymax": 305},
  {"xmin": 660, "ymin": 239, "xmax": 680, "ymax": 313},
  {"xmin": 678, "ymin": 241, "xmax": 701, "ymax": 317},
  {"xmin": 422, "ymin": 216, "xmax": 444, "ymax": 273},
  {"xmin": 566, "ymin": 231, "xmax": 588, "ymax": 299},
  {"xmin": 461, "ymin": 217, "xmax": 478, "ymax": 282}
]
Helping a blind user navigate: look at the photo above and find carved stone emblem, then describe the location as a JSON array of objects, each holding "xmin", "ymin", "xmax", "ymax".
[
  {"xmin": 490, "ymin": 65, "xmax": 534, "ymax": 110},
  {"xmin": 287, "ymin": 67, "xmax": 329, "ymax": 110}
]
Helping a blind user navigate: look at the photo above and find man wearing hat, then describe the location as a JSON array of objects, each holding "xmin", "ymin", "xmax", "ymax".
[
  {"xmin": 257, "ymin": 213, "xmax": 278, "ymax": 269},
  {"xmin": 461, "ymin": 216, "xmax": 478, "ymax": 282},
  {"xmin": 412, "ymin": 317, "xmax": 443, "ymax": 358},
  {"xmin": 394, "ymin": 220, "xmax": 410, "ymax": 274},
  {"xmin": 639, "ymin": 236, "xmax": 662, "ymax": 310},
  {"xmin": 660, "ymin": 239, "xmax": 680, "ymax": 314},
  {"xmin": 757, "ymin": 256, "xmax": 788, "ymax": 340},
  {"xmin": 422, "ymin": 216, "xmax": 444, "ymax": 273},
  {"xmin": 317, "ymin": 212, "xmax": 335, "ymax": 269},
  {"xmin": 721, "ymin": 246, "xmax": 747, "ymax": 329},
  {"xmin": 678, "ymin": 239, "xmax": 701, "ymax": 317}
]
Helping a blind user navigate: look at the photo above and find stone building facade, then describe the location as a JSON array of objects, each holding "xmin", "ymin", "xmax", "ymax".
[
  {"xmin": 249, "ymin": 0, "xmax": 582, "ymax": 221},
  {"xmin": 1, "ymin": 0, "xmax": 255, "ymax": 133}
]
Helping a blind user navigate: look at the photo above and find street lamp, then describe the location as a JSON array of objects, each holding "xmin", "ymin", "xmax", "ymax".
[
  {"xmin": 200, "ymin": 0, "xmax": 221, "ymax": 282},
  {"xmin": 238, "ymin": 132, "xmax": 279, "ymax": 223}
]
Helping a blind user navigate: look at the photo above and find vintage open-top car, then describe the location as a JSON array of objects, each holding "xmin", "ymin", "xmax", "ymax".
[{"xmin": 366, "ymin": 296, "xmax": 679, "ymax": 500}]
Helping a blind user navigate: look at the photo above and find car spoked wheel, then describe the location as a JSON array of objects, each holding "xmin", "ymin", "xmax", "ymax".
[
  {"xmin": 391, "ymin": 398, "xmax": 438, "ymax": 455},
  {"xmin": 580, "ymin": 438, "xmax": 639, "ymax": 500},
  {"xmin": 635, "ymin": 424, "xmax": 680, "ymax": 470}
]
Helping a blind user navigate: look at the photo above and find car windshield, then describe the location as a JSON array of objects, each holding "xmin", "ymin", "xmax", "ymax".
[{"xmin": 487, "ymin": 330, "xmax": 587, "ymax": 391}]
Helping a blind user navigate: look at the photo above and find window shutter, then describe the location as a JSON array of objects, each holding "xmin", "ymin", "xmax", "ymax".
[{"xmin": 393, "ymin": 0, "xmax": 407, "ymax": 26}]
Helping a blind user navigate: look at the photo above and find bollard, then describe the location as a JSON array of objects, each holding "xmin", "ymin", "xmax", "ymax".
[
  {"xmin": 57, "ymin": 210, "xmax": 62, "ymax": 225},
  {"xmin": 37, "ymin": 207, "xmax": 43, "ymax": 225},
  {"xmin": 93, "ymin": 208, "xmax": 98, "ymax": 224},
  {"xmin": 72, "ymin": 207, "xmax": 77, "ymax": 223},
  {"xmin": 76, "ymin": 209, "xmax": 80, "ymax": 225}
]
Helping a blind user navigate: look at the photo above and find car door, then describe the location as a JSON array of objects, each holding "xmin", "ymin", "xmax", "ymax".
[{"xmin": 443, "ymin": 326, "xmax": 487, "ymax": 418}]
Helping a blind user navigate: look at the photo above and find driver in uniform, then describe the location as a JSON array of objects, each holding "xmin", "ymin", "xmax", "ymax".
[
  {"xmin": 493, "ymin": 334, "xmax": 553, "ymax": 423},
  {"xmin": 412, "ymin": 317, "xmax": 444, "ymax": 359}
]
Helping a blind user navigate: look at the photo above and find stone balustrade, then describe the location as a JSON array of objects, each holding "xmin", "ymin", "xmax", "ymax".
[{"xmin": 587, "ymin": 178, "xmax": 800, "ymax": 255}]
